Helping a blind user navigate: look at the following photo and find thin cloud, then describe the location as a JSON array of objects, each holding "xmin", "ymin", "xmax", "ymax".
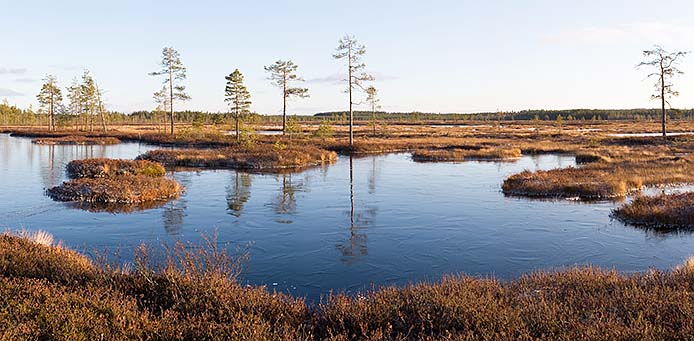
[
  {"xmin": 13, "ymin": 77, "xmax": 38, "ymax": 83},
  {"xmin": 0, "ymin": 67, "xmax": 27, "ymax": 75},
  {"xmin": 0, "ymin": 88, "xmax": 24, "ymax": 96},
  {"xmin": 307, "ymin": 73, "xmax": 344, "ymax": 84},
  {"xmin": 548, "ymin": 22, "xmax": 694, "ymax": 45}
]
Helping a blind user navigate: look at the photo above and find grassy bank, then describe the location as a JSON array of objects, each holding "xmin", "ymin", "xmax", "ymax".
[
  {"xmin": 503, "ymin": 156, "xmax": 694, "ymax": 199},
  {"xmin": 137, "ymin": 145, "xmax": 337, "ymax": 171},
  {"xmin": 412, "ymin": 146, "xmax": 521, "ymax": 162},
  {"xmin": 32, "ymin": 136, "xmax": 121, "ymax": 145},
  {"xmin": 613, "ymin": 192, "xmax": 694, "ymax": 229},
  {"xmin": 2, "ymin": 231, "xmax": 694, "ymax": 340}
]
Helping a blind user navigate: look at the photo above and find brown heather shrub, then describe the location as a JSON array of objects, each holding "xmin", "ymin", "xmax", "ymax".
[
  {"xmin": 47, "ymin": 175, "xmax": 181, "ymax": 204},
  {"xmin": 613, "ymin": 192, "xmax": 694, "ymax": 229},
  {"xmin": 66, "ymin": 158, "xmax": 166, "ymax": 179},
  {"xmin": 137, "ymin": 144, "xmax": 337, "ymax": 171},
  {"xmin": 412, "ymin": 147, "xmax": 521, "ymax": 162},
  {"xmin": 3, "ymin": 232, "xmax": 694, "ymax": 339},
  {"xmin": 32, "ymin": 136, "xmax": 121, "ymax": 145},
  {"xmin": 503, "ymin": 158, "xmax": 693, "ymax": 199}
]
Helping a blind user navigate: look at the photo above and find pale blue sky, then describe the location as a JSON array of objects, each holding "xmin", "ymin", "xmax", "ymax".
[{"xmin": 2, "ymin": 0, "xmax": 694, "ymax": 115}]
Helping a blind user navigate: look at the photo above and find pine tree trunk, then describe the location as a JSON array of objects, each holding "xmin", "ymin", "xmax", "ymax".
[
  {"xmin": 169, "ymin": 65, "xmax": 175, "ymax": 136},
  {"xmin": 282, "ymin": 72, "xmax": 287, "ymax": 135},
  {"xmin": 348, "ymin": 49, "xmax": 353, "ymax": 146},
  {"xmin": 661, "ymin": 73, "xmax": 666, "ymax": 137}
]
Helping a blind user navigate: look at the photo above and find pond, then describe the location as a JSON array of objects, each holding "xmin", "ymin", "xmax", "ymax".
[{"xmin": 1, "ymin": 133, "xmax": 693, "ymax": 299}]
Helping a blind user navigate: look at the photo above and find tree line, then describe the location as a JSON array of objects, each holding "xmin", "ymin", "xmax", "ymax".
[{"xmin": 7, "ymin": 42, "xmax": 691, "ymax": 139}]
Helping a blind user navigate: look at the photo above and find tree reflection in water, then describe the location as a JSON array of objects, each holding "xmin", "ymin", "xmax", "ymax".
[
  {"xmin": 226, "ymin": 171, "xmax": 252, "ymax": 217},
  {"xmin": 336, "ymin": 156, "xmax": 377, "ymax": 265}
]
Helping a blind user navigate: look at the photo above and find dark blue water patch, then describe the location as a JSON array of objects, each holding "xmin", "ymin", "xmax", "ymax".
[{"xmin": 1, "ymin": 133, "xmax": 692, "ymax": 300}]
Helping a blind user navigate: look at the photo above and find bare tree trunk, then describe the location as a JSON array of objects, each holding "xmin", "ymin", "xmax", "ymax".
[
  {"xmin": 169, "ymin": 65, "xmax": 174, "ymax": 136},
  {"xmin": 348, "ymin": 49, "xmax": 353, "ymax": 146},
  {"xmin": 282, "ymin": 72, "xmax": 287, "ymax": 135},
  {"xmin": 661, "ymin": 73, "xmax": 666, "ymax": 137}
]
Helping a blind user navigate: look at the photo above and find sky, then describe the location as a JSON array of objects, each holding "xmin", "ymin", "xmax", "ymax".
[{"xmin": 2, "ymin": 0, "xmax": 694, "ymax": 115}]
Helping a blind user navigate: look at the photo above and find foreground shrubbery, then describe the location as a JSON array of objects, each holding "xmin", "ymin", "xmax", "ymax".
[
  {"xmin": 2, "ymin": 231, "xmax": 694, "ymax": 340},
  {"xmin": 412, "ymin": 146, "xmax": 521, "ymax": 162},
  {"xmin": 32, "ymin": 136, "xmax": 120, "ymax": 145},
  {"xmin": 503, "ymin": 157, "xmax": 693, "ymax": 199},
  {"xmin": 137, "ymin": 144, "xmax": 337, "ymax": 171},
  {"xmin": 66, "ymin": 158, "xmax": 166, "ymax": 178},
  {"xmin": 613, "ymin": 192, "xmax": 694, "ymax": 229}
]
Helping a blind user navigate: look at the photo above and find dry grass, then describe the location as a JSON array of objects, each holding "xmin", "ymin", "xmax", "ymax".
[
  {"xmin": 137, "ymin": 144, "xmax": 338, "ymax": 171},
  {"xmin": 412, "ymin": 146, "xmax": 522, "ymax": 162},
  {"xmin": 47, "ymin": 175, "xmax": 182, "ymax": 204},
  {"xmin": 2, "ymin": 232, "xmax": 694, "ymax": 339},
  {"xmin": 32, "ymin": 136, "xmax": 120, "ymax": 145},
  {"xmin": 613, "ymin": 192, "xmax": 694, "ymax": 229},
  {"xmin": 66, "ymin": 158, "xmax": 166, "ymax": 178},
  {"xmin": 503, "ymin": 157, "xmax": 693, "ymax": 199}
]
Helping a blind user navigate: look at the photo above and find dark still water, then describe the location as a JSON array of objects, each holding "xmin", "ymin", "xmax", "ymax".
[{"xmin": 1, "ymin": 133, "xmax": 692, "ymax": 298}]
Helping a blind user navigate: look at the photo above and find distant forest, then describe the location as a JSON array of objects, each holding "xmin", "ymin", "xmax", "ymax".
[{"xmin": 1, "ymin": 102, "xmax": 693, "ymax": 127}]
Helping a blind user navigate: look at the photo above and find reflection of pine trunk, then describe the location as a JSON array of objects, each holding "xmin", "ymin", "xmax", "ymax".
[{"xmin": 350, "ymin": 156, "xmax": 354, "ymax": 229}]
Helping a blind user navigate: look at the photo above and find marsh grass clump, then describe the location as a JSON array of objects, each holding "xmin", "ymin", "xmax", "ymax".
[
  {"xmin": 3, "ymin": 232, "xmax": 694, "ymax": 339},
  {"xmin": 137, "ymin": 144, "xmax": 337, "ymax": 171},
  {"xmin": 412, "ymin": 146, "xmax": 521, "ymax": 162},
  {"xmin": 503, "ymin": 158, "xmax": 693, "ymax": 199},
  {"xmin": 613, "ymin": 192, "xmax": 694, "ymax": 229},
  {"xmin": 66, "ymin": 158, "xmax": 166, "ymax": 178},
  {"xmin": 32, "ymin": 136, "xmax": 120, "ymax": 145},
  {"xmin": 47, "ymin": 175, "xmax": 181, "ymax": 204}
]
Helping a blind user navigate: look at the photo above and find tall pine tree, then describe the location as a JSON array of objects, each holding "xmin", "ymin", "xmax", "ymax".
[
  {"xmin": 224, "ymin": 69, "xmax": 251, "ymax": 142},
  {"xmin": 264, "ymin": 60, "xmax": 309, "ymax": 134},
  {"xmin": 36, "ymin": 74, "xmax": 62, "ymax": 131},
  {"xmin": 150, "ymin": 47, "xmax": 190, "ymax": 135}
]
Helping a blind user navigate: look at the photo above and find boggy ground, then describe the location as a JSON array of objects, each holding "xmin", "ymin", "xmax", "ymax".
[
  {"xmin": 7, "ymin": 119, "xmax": 694, "ymax": 215},
  {"xmin": 613, "ymin": 192, "xmax": 694, "ymax": 229},
  {"xmin": 2, "ymin": 231, "xmax": 694, "ymax": 340}
]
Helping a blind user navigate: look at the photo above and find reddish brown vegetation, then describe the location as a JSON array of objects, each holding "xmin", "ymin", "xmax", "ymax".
[
  {"xmin": 66, "ymin": 158, "xmax": 166, "ymax": 178},
  {"xmin": 137, "ymin": 145, "xmax": 337, "ymax": 170},
  {"xmin": 613, "ymin": 192, "xmax": 694, "ymax": 229},
  {"xmin": 2, "ymin": 233, "xmax": 694, "ymax": 339},
  {"xmin": 32, "ymin": 136, "xmax": 120, "ymax": 145},
  {"xmin": 46, "ymin": 175, "xmax": 181, "ymax": 204}
]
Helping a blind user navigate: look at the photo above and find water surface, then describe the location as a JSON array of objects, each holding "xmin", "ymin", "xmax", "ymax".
[{"xmin": 1, "ymin": 133, "xmax": 692, "ymax": 299}]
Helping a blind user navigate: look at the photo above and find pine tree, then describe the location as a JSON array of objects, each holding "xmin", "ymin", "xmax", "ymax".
[
  {"xmin": 365, "ymin": 86, "xmax": 380, "ymax": 136},
  {"xmin": 224, "ymin": 69, "xmax": 252, "ymax": 142},
  {"xmin": 36, "ymin": 74, "xmax": 62, "ymax": 131},
  {"xmin": 150, "ymin": 47, "xmax": 190, "ymax": 135},
  {"xmin": 333, "ymin": 35, "xmax": 374, "ymax": 146},
  {"xmin": 264, "ymin": 60, "xmax": 309, "ymax": 134}
]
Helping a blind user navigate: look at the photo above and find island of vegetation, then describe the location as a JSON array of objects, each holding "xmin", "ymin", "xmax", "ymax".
[
  {"xmin": 613, "ymin": 192, "xmax": 694, "ymax": 229},
  {"xmin": 47, "ymin": 158, "xmax": 181, "ymax": 206}
]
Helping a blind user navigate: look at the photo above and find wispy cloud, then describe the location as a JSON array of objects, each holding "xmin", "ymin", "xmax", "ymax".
[
  {"xmin": 307, "ymin": 73, "xmax": 344, "ymax": 84},
  {"xmin": 13, "ymin": 77, "xmax": 38, "ymax": 83},
  {"xmin": 0, "ymin": 88, "xmax": 24, "ymax": 97},
  {"xmin": 0, "ymin": 67, "xmax": 27, "ymax": 75},
  {"xmin": 307, "ymin": 72, "xmax": 397, "ymax": 84},
  {"xmin": 548, "ymin": 22, "xmax": 694, "ymax": 46}
]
